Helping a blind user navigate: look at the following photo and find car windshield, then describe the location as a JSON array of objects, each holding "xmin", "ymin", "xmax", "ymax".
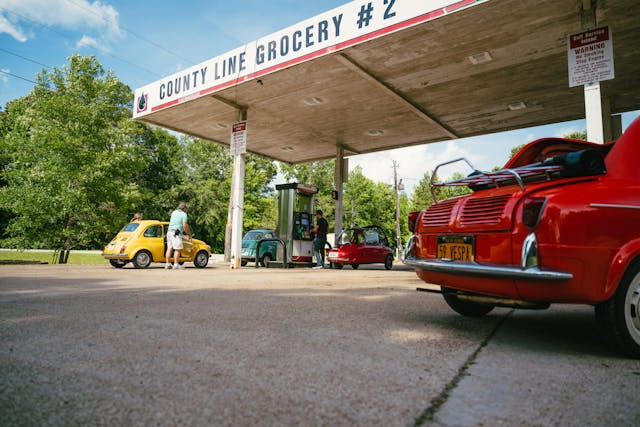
[
  {"xmin": 338, "ymin": 229, "xmax": 358, "ymax": 245},
  {"xmin": 121, "ymin": 223, "xmax": 139, "ymax": 232},
  {"xmin": 244, "ymin": 231, "xmax": 265, "ymax": 241},
  {"xmin": 364, "ymin": 229, "xmax": 380, "ymax": 245}
]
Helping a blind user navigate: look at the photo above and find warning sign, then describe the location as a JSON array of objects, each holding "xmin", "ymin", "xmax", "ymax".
[
  {"xmin": 567, "ymin": 26, "xmax": 614, "ymax": 87},
  {"xmin": 230, "ymin": 121, "xmax": 247, "ymax": 155}
]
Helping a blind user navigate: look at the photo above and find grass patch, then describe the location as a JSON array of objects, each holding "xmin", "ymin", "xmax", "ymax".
[{"xmin": 0, "ymin": 250, "xmax": 108, "ymax": 265}]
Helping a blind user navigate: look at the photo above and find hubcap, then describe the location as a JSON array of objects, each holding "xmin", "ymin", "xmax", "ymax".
[
  {"xmin": 198, "ymin": 254, "xmax": 206, "ymax": 264},
  {"xmin": 625, "ymin": 272, "xmax": 640, "ymax": 343},
  {"xmin": 138, "ymin": 253, "xmax": 150, "ymax": 266}
]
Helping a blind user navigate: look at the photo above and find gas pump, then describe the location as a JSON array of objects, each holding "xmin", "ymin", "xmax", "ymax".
[{"xmin": 275, "ymin": 183, "xmax": 317, "ymax": 265}]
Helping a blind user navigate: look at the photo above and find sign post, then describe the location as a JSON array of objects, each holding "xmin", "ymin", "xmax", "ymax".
[{"xmin": 230, "ymin": 118, "xmax": 247, "ymax": 269}]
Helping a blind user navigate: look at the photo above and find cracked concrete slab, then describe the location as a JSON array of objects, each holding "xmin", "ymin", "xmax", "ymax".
[{"xmin": 431, "ymin": 306, "xmax": 640, "ymax": 426}]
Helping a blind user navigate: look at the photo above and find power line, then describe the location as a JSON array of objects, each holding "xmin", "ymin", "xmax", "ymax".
[
  {"xmin": 0, "ymin": 6, "xmax": 162, "ymax": 78},
  {"xmin": 63, "ymin": 0, "xmax": 196, "ymax": 64},
  {"xmin": 0, "ymin": 47, "xmax": 51, "ymax": 69},
  {"xmin": 0, "ymin": 69, "xmax": 38, "ymax": 85}
]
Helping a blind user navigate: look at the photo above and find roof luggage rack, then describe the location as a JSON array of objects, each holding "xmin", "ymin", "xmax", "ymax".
[{"xmin": 430, "ymin": 150, "xmax": 605, "ymax": 203}]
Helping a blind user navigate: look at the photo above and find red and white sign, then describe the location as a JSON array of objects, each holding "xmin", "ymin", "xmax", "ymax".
[
  {"xmin": 133, "ymin": 0, "xmax": 488, "ymax": 118},
  {"xmin": 568, "ymin": 26, "xmax": 614, "ymax": 87},
  {"xmin": 231, "ymin": 121, "xmax": 247, "ymax": 155}
]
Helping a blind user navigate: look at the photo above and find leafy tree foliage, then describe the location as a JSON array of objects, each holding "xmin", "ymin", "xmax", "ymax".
[
  {"xmin": 180, "ymin": 137, "xmax": 277, "ymax": 252},
  {"xmin": 343, "ymin": 166, "xmax": 397, "ymax": 246},
  {"xmin": 0, "ymin": 55, "xmax": 147, "ymax": 250},
  {"xmin": 410, "ymin": 171, "xmax": 470, "ymax": 212}
]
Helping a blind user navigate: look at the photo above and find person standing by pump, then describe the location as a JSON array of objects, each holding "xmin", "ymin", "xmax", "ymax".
[
  {"xmin": 312, "ymin": 209, "xmax": 328, "ymax": 269},
  {"xmin": 165, "ymin": 202, "xmax": 191, "ymax": 269}
]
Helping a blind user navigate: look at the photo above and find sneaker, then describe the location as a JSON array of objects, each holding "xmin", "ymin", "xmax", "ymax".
[
  {"xmin": 173, "ymin": 263, "xmax": 183, "ymax": 269},
  {"xmin": 164, "ymin": 264, "xmax": 172, "ymax": 270},
  {"xmin": 312, "ymin": 265, "xmax": 324, "ymax": 269}
]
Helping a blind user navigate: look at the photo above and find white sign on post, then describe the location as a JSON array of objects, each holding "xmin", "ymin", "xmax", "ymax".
[
  {"xmin": 567, "ymin": 26, "xmax": 614, "ymax": 88},
  {"xmin": 230, "ymin": 121, "xmax": 247, "ymax": 155}
]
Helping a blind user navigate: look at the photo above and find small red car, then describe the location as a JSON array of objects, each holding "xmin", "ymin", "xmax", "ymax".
[
  {"xmin": 328, "ymin": 226, "xmax": 394, "ymax": 270},
  {"xmin": 405, "ymin": 117, "xmax": 640, "ymax": 358}
]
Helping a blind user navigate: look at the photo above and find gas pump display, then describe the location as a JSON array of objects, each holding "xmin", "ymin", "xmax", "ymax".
[
  {"xmin": 293, "ymin": 212, "xmax": 313, "ymax": 240},
  {"xmin": 276, "ymin": 183, "xmax": 318, "ymax": 264}
]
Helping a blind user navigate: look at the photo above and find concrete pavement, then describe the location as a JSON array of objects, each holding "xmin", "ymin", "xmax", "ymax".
[{"xmin": 1, "ymin": 264, "xmax": 638, "ymax": 426}]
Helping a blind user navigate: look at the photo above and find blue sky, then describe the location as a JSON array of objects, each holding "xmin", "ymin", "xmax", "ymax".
[{"xmin": 1, "ymin": 0, "xmax": 638, "ymax": 194}]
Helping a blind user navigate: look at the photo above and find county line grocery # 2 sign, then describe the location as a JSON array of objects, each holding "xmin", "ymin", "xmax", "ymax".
[{"xmin": 133, "ymin": 0, "xmax": 486, "ymax": 118}]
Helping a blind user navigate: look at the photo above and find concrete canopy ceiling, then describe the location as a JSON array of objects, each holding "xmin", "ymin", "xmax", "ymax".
[{"xmin": 136, "ymin": 0, "xmax": 640, "ymax": 164}]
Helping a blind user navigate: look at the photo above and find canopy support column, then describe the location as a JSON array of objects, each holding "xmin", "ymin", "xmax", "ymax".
[
  {"xmin": 584, "ymin": 82, "xmax": 612, "ymax": 143},
  {"xmin": 230, "ymin": 109, "xmax": 247, "ymax": 269},
  {"xmin": 333, "ymin": 146, "xmax": 346, "ymax": 246}
]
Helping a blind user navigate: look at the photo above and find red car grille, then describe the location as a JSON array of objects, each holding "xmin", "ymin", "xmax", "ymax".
[
  {"xmin": 422, "ymin": 199, "xmax": 457, "ymax": 227},
  {"xmin": 460, "ymin": 195, "xmax": 510, "ymax": 225}
]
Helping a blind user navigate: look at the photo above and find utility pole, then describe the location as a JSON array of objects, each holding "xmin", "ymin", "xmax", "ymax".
[{"xmin": 393, "ymin": 161, "xmax": 403, "ymax": 260}]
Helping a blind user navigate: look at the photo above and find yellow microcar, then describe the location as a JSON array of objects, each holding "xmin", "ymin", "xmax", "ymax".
[{"xmin": 102, "ymin": 220, "xmax": 210, "ymax": 268}]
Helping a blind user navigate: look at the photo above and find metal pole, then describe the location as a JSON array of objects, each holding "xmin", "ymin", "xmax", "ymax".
[
  {"xmin": 230, "ymin": 110, "xmax": 247, "ymax": 269},
  {"xmin": 334, "ymin": 146, "xmax": 345, "ymax": 246},
  {"xmin": 393, "ymin": 161, "xmax": 402, "ymax": 259}
]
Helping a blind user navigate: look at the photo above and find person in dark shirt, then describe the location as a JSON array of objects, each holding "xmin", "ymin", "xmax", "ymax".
[{"xmin": 312, "ymin": 209, "xmax": 328, "ymax": 269}]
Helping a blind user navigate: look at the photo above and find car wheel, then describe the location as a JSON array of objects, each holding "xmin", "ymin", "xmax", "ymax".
[
  {"xmin": 132, "ymin": 250, "xmax": 152, "ymax": 269},
  {"xmin": 333, "ymin": 263, "xmax": 344, "ymax": 270},
  {"xmin": 194, "ymin": 250, "xmax": 209, "ymax": 268},
  {"xmin": 260, "ymin": 253, "xmax": 272, "ymax": 267},
  {"xmin": 441, "ymin": 287, "xmax": 495, "ymax": 317},
  {"xmin": 595, "ymin": 261, "xmax": 640, "ymax": 358},
  {"xmin": 384, "ymin": 254, "xmax": 393, "ymax": 270},
  {"xmin": 109, "ymin": 259, "xmax": 127, "ymax": 268},
  {"xmin": 351, "ymin": 264, "xmax": 359, "ymax": 270},
  {"xmin": 241, "ymin": 259, "xmax": 248, "ymax": 266}
]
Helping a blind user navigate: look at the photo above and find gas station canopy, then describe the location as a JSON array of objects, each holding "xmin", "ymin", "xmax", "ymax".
[{"xmin": 133, "ymin": 0, "xmax": 639, "ymax": 164}]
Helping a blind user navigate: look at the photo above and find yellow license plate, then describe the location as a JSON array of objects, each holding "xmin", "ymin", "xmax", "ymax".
[{"xmin": 436, "ymin": 236, "xmax": 474, "ymax": 261}]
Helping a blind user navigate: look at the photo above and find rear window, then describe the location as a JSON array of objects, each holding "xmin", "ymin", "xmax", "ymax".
[{"xmin": 121, "ymin": 223, "xmax": 140, "ymax": 232}]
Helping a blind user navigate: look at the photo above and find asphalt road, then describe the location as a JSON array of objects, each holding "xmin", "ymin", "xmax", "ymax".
[{"xmin": 1, "ymin": 263, "xmax": 638, "ymax": 426}]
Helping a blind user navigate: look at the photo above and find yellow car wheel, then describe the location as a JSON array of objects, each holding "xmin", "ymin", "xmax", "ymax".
[
  {"xmin": 194, "ymin": 250, "xmax": 209, "ymax": 268},
  {"xmin": 133, "ymin": 250, "xmax": 152, "ymax": 269}
]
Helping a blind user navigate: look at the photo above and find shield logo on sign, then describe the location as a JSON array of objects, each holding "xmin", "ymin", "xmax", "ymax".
[{"xmin": 137, "ymin": 93, "xmax": 148, "ymax": 113}]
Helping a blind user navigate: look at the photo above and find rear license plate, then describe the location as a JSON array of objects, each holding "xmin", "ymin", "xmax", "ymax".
[{"xmin": 436, "ymin": 236, "xmax": 474, "ymax": 261}]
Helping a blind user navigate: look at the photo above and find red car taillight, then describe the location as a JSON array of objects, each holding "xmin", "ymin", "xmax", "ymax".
[
  {"xmin": 119, "ymin": 245, "xmax": 127, "ymax": 254},
  {"xmin": 522, "ymin": 197, "xmax": 546, "ymax": 229},
  {"xmin": 408, "ymin": 211, "xmax": 420, "ymax": 233}
]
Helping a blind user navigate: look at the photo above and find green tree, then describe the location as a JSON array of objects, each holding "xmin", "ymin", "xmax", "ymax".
[
  {"xmin": 0, "ymin": 55, "xmax": 148, "ymax": 254},
  {"xmin": 509, "ymin": 143, "xmax": 526, "ymax": 159},
  {"xmin": 180, "ymin": 137, "xmax": 277, "ymax": 252},
  {"xmin": 565, "ymin": 130, "xmax": 587, "ymax": 140},
  {"xmin": 343, "ymin": 166, "xmax": 396, "ymax": 246},
  {"xmin": 410, "ymin": 170, "xmax": 470, "ymax": 212}
]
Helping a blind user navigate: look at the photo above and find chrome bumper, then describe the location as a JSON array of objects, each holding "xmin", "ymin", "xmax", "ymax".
[
  {"xmin": 403, "ymin": 257, "xmax": 572, "ymax": 280},
  {"xmin": 403, "ymin": 233, "xmax": 572, "ymax": 281},
  {"xmin": 102, "ymin": 253, "xmax": 129, "ymax": 259}
]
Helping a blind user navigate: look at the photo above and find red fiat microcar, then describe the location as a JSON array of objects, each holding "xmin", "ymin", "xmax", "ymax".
[
  {"xmin": 405, "ymin": 117, "xmax": 640, "ymax": 358},
  {"xmin": 328, "ymin": 226, "xmax": 394, "ymax": 270}
]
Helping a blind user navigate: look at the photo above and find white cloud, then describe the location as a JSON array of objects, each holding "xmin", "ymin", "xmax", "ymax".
[
  {"xmin": 76, "ymin": 34, "xmax": 101, "ymax": 50},
  {"xmin": 0, "ymin": 0, "xmax": 122, "ymax": 42},
  {"xmin": 0, "ymin": 13, "xmax": 26, "ymax": 41}
]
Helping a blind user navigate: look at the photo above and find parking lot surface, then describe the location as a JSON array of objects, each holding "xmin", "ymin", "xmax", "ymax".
[{"xmin": 1, "ymin": 263, "xmax": 639, "ymax": 426}]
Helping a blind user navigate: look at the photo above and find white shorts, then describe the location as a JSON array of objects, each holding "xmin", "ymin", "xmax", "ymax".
[{"xmin": 167, "ymin": 230, "xmax": 184, "ymax": 250}]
